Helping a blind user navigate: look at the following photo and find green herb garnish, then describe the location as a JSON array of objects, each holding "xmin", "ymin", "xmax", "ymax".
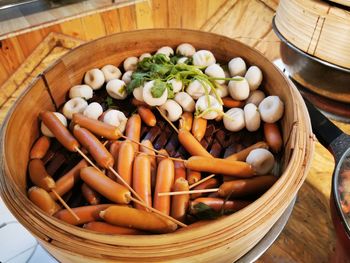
[{"xmin": 151, "ymin": 79, "xmax": 167, "ymax": 98}]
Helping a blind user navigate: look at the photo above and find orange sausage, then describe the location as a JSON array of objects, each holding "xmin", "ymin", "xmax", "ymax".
[
  {"xmin": 140, "ymin": 140, "xmax": 157, "ymax": 189},
  {"xmin": 117, "ymin": 141, "xmax": 135, "ymax": 186},
  {"xmin": 50, "ymin": 159, "xmax": 88, "ymax": 200},
  {"xmin": 83, "ymin": 221, "xmax": 146, "ymax": 235},
  {"xmin": 187, "ymin": 169, "xmax": 202, "ymax": 185},
  {"xmin": 191, "ymin": 178, "xmax": 219, "ymax": 199},
  {"xmin": 225, "ymin": 141, "xmax": 269, "ymax": 161},
  {"xmin": 132, "ymin": 98, "xmax": 149, "ymax": 108},
  {"xmin": 28, "ymin": 159, "xmax": 55, "ymax": 191},
  {"xmin": 40, "ymin": 111, "xmax": 79, "ymax": 152},
  {"xmin": 191, "ymin": 117, "xmax": 207, "ymax": 142},
  {"xmin": 30, "ymin": 136, "xmax": 51, "ymax": 159},
  {"xmin": 156, "ymin": 148, "xmax": 169, "ymax": 164},
  {"xmin": 80, "ymin": 166, "xmax": 131, "ymax": 204},
  {"xmin": 72, "ymin": 113, "xmax": 121, "ymax": 140},
  {"xmin": 178, "ymin": 128, "xmax": 212, "ymax": 158},
  {"xmin": 125, "ymin": 114, "xmax": 141, "ymax": 152},
  {"xmin": 28, "ymin": 186, "xmax": 60, "ymax": 215},
  {"xmin": 174, "ymin": 160, "xmax": 186, "ymax": 181},
  {"xmin": 73, "ymin": 125, "xmax": 114, "ymax": 169},
  {"xmin": 100, "ymin": 205, "xmax": 177, "ymax": 234},
  {"xmin": 185, "ymin": 156, "xmax": 255, "ymax": 177},
  {"xmin": 264, "ymin": 123, "xmax": 283, "ymax": 153},
  {"xmin": 170, "ymin": 178, "xmax": 190, "ymax": 222},
  {"xmin": 222, "ymin": 97, "xmax": 245, "ymax": 108},
  {"xmin": 133, "ymin": 154, "xmax": 152, "ymax": 209},
  {"xmin": 82, "ymin": 183, "xmax": 101, "ymax": 205},
  {"xmin": 190, "ymin": 197, "xmax": 251, "ymax": 214},
  {"xmin": 153, "ymin": 159, "xmax": 175, "ymax": 215},
  {"xmin": 218, "ymin": 175, "xmax": 277, "ymax": 198},
  {"xmin": 54, "ymin": 204, "xmax": 111, "ymax": 225},
  {"xmin": 138, "ymin": 106, "xmax": 156, "ymax": 127},
  {"xmin": 179, "ymin": 112, "xmax": 193, "ymax": 132},
  {"xmin": 107, "ymin": 141, "xmax": 122, "ymax": 180}
]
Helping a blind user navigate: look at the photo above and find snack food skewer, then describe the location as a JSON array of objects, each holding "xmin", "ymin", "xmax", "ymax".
[
  {"xmin": 189, "ymin": 174, "xmax": 216, "ymax": 189},
  {"xmin": 156, "ymin": 106, "xmax": 179, "ymax": 133},
  {"xmin": 158, "ymin": 188, "xmax": 219, "ymax": 197},
  {"xmin": 51, "ymin": 189, "xmax": 80, "ymax": 221}
]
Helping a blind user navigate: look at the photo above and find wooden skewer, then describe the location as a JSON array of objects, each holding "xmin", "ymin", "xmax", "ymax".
[
  {"xmin": 130, "ymin": 197, "xmax": 187, "ymax": 228},
  {"xmin": 135, "ymin": 150, "xmax": 185, "ymax": 163},
  {"xmin": 189, "ymin": 174, "xmax": 216, "ymax": 189},
  {"xmin": 51, "ymin": 189, "xmax": 80, "ymax": 221},
  {"xmin": 158, "ymin": 188, "xmax": 219, "ymax": 197},
  {"xmin": 75, "ymin": 147, "xmax": 101, "ymax": 172},
  {"xmin": 156, "ymin": 106, "xmax": 179, "ymax": 133}
]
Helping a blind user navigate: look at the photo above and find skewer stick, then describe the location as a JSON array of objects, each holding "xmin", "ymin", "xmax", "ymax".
[
  {"xmin": 189, "ymin": 174, "xmax": 216, "ymax": 189},
  {"xmin": 51, "ymin": 190, "xmax": 80, "ymax": 221},
  {"xmin": 158, "ymin": 188, "xmax": 219, "ymax": 197},
  {"xmin": 130, "ymin": 197, "xmax": 187, "ymax": 228},
  {"xmin": 156, "ymin": 106, "xmax": 179, "ymax": 133},
  {"xmin": 134, "ymin": 150, "xmax": 185, "ymax": 163},
  {"xmin": 75, "ymin": 147, "xmax": 101, "ymax": 172}
]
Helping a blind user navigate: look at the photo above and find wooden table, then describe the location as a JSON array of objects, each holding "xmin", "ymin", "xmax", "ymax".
[{"xmin": 0, "ymin": 0, "xmax": 348, "ymax": 262}]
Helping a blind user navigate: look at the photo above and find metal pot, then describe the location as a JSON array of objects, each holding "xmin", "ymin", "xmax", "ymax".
[{"xmin": 272, "ymin": 17, "xmax": 350, "ymax": 103}]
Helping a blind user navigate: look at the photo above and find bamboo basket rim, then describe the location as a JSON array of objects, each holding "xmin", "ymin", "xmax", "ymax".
[{"xmin": 0, "ymin": 29, "xmax": 315, "ymax": 259}]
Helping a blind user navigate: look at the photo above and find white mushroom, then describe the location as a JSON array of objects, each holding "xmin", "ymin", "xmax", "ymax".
[
  {"xmin": 133, "ymin": 86, "xmax": 144, "ymax": 102},
  {"xmin": 228, "ymin": 77, "xmax": 250, "ymax": 101},
  {"xmin": 245, "ymin": 66, "xmax": 263, "ymax": 90},
  {"xmin": 246, "ymin": 90, "xmax": 266, "ymax": 106},
  {"xmin": 174, "ymin": 92, "xmax": 196, "ymax": 112},
  {"xmin": 83, "ymin": 102, "xmax": 103, "ymax": 120},
  {"xmin": 210, "ymin": 84, "xmax": 229, "ymax": 98},
  {"xmin": 223, "ymin": 108, "xmax": 245, "ymax": 132},
  {"xmin": 204, "ymin": 64, "xmax": 225, "ymax": 84},
  {"xmin": 142, "ymin": 80, "xmax": 168, "ymax": 106},
  {"xmin": 84, "ymin": 69, "xmax": 105, "ymax": 90},
  {"xmin": 224, "ymin": 69, "xmax": 231, "ymax": 84},
  {"xmin": 244, "ymin": 103, "xmax": 261, "ymax": 132},
  {"xmin": 195, "ymin": 95, "xmax": 223, "ymax": 120},
  {"xmin": 62, "ymin": 97, "xmax": 88, "ymax": 120},
  {"xmin": 259, "ymin": 96, "xmax": 284, "ymax": 123},
  {"xmin": 177, "ymin": 57, "xmax": 189, "ymax": 64},
  {"xmin": 192, "ymin": 50, "xmax": 216, "ymax": 67},
  {"xmin": 139, "ymin": 53, "xmax": 152, "ymax": 61},
  {"xmin": 101, "ymin": 65, "xmax": 122, "ymax": 82},
  {"xmin": 102, "ymin": 110, "xmax": 128, "ymax": 133},
  {"xmin": 123, "ymin": 57, "xmax": 138, "ymax": 72},
  {"xmin": 167, "ymin": 78, "xmax": 183, "ymax": 93},
  {"xmin": 156, "ymin": 46, "xmax": 174, "ymax": 57},
  {"xmin": 186, "ymin": 79, "xmax": 211, "ymax": 100},
  {"xmin": 176, "ymin": 43, "xmax": 196, "ymax": 57},
  {"xmin": 159, "ymin": 99, "xmax": 183, "ymax": 122},
  {"xmin": 106, "ymin": 79, "xmax": 127, "ymax": 100},
  {"xmin": 228, "ymin": 57, "xmax": 246, "ymax": 77},
  {"xmin": 122, "ymin": 70, "xmax": 133, "ymax": 85},
  {"xmin": 41, "ymin": 112, "xmax": 67, "ymax": 137},
  {"xmin": 69, "ymin": 85, "xmax": 93, "ymax": 100},
  {"xmin": 246, "ymin": 148, "xmax": 275, "ymax": 175}
]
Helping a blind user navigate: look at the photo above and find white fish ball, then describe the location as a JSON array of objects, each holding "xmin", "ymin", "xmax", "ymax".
[
  {"xmin": 176, "ymin": 43, "xmax": 196, "ymax": 57},
  {"xmin": 167, "ymin": 78, "xmax": 183, "ymax": 93},
  {"xmin": 62, "ymin": 97, "xmax": 88, "ymax": 120},
  {"xmin": 102, "ymin": 110, "xmax": 128, "ymax": 133},
  {"xmin": 159, "ymin": 99, "xmax": 183, "ymax": 122},
  {"xmin": 83, "ymin": 102, "xmax": 103, "ymax": 120},
  {"xmin": 210, "ymin": 84, "xmax": 228, "ymax": 98},
  {"xmin": 139, "ymin": 53, "xmax": 152, "ymax": 61},
  {"xmin": 259, "ymin": 96, "xmax": 284, "ymax": 123},
  {"xmin": 123, "ymin": 57, "xmax": 138, "ymax": 72},
  {"xmin": 106, "ymin": 79, "xmax": 127, "ymax": 100},
  {"xmin": 41, "ymin": 112, "xmax": 67, "ymax": 137},
  {"xmin": 101, "ymin": 65, "xmax": 122, "ymax": 82},
  {"xmin": 84, "ymin": 69, "xmax": 105, "ymax": 90},
  {"xmin": 122, "ymin": 70, "xmax": 133, "ymax": 85},
  {"xmin": 142, "ymin": 80, "xmax": 168, "ymax": 106},
  {"xmin": 186, "ymin": 79, "xmax": 211, "ymax": 100},
  {"xmin": 133, "ymin": 86, "xmax": 144, "ymax": 102},
  {"xmin": 228, "ymin": 77, "xmax": 250, "ymax": 101},
  {"xmin": 245, "ymin": 66, "xmax": 263, "ymax": 91},
  {"xmin": 246, "ymin": 90, "xmax": 266, "ymax": 106},
  {"xmin": 69, "ymin": 85, "xmax": 93, "ymax": 100},
  {"xmin": 246, "ymin": 148, "xmax": 275, "ymax": 175},
  {"xmin": 223, "ymin": 108, "xmax": 245, "ymax": 132},
  {"xmin": 174, "ymin": 92, "xmax": 195, "ymax": 112},
  {"xmin": 228, "ymin": 57, "xmax": 246, "ymax": 77},
  {"xmin": 156, "ymin": 46, "xmax": 174, "ymax": 57},
  {"xmin": 205, "ymin": 64, "xmax": 225, "ymax": 84},
  {"xmin": 177, "ymin": 57, "xmax": 189, "ymax": 64},
  {"xmin": 195, "ymin": 95, "xmax": 223, "ymax": 120},
  {"xmin": 192, "ymin": 50, "xmax": 216, "ymax": 67},
  {"xmin": 244, "ymin": 103, "xmax": 261, "ymax": 132}
]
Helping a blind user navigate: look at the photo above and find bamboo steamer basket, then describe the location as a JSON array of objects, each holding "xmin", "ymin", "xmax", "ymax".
[
  {"xmin": 275, "ymin": 0, "xmax": 350, "ymax": 69},
  {"xmin": 0, "ymin": 29, "xmax": 314, "ymax": 262}
]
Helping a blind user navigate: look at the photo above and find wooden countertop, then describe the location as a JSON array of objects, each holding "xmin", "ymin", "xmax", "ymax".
[{"xmin": 0, "ymin": 0, "xmax": 348, "ymax": 262}]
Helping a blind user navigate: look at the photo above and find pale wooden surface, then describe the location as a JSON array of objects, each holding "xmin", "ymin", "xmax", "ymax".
[{"xmin": 0, "ymin": 0, "xmax": 344, "ymax": 262}]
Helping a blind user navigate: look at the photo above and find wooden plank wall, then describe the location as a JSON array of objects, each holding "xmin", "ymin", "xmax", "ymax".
[{"xmin": 0, "ymin": 0, "xmax": 280, "ymax": 88}]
